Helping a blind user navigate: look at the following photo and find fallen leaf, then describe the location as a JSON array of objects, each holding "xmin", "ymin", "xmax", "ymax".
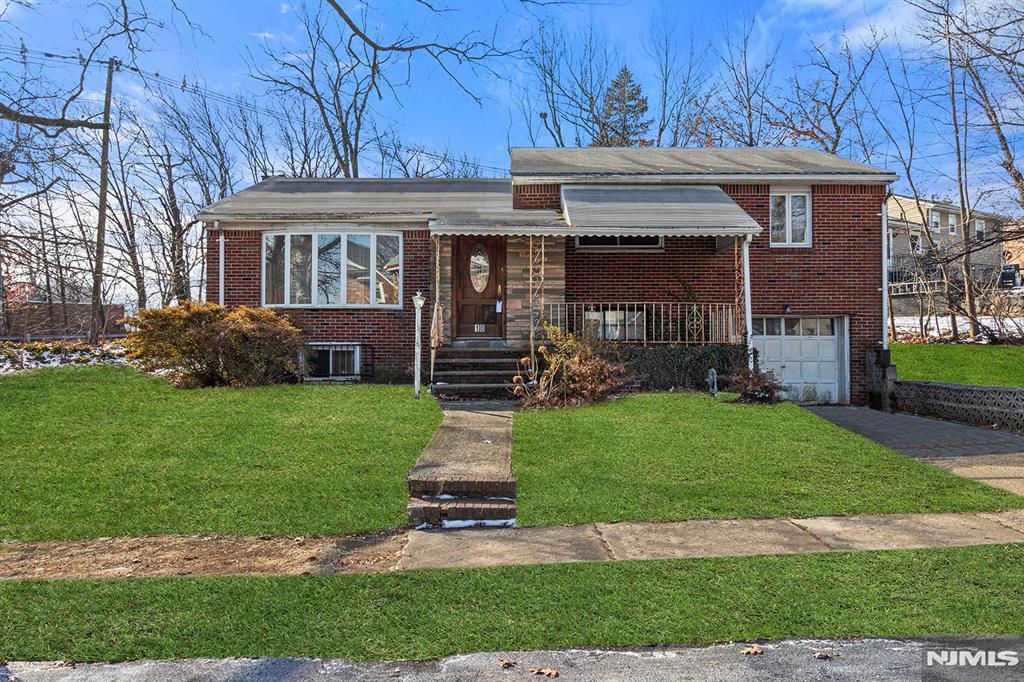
[
  {"xmin": 530, "ymin": 667, "xmax": 559, "ymax": 678},
  {"xmin": 814, "ymin": 651, "xmax": 836, "ymax": 660},
  {"xmin": 498, "ymin": 657, "xmax": 517, "ymax": 669},
  {"xmin": 740, "ymin": 646, "xmax": 763, "ymax": 656}
]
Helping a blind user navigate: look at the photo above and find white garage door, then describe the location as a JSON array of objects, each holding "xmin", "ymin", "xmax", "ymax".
[{"xmin": 752, "ymin": 316, "xmax": 847, "ymax": 404}]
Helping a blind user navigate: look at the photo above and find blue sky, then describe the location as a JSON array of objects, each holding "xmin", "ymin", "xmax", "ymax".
[{"xmin": 5, "ymin": 0, "xmax": 1014, "ymax": 210}]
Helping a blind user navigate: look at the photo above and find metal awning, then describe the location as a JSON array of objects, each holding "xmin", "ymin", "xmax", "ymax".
[{"xmin": 561, "ymin": 185, "xmax": 761, "ymax": 237}]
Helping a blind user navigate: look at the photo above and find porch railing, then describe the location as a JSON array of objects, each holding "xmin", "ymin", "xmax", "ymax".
[{"xmin": 543, "ymin": 302, "xmax": 742, "ymax": 345}]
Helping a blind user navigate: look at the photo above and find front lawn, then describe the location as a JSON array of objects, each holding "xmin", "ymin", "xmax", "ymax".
[
  {"xmin": 891, "ymin": 342, "xmax": 1024, "ymax": 387},
  {"xmin": 1, "ymin": 544, "xmax": 1022, "ymax": 661},
  {"xmin": 512, "ymin": 393, "xmax": 1021, "ymax": 526},
  {"xmin": 0, "ymin": 366, "xmax": 442, "ymax": 541}
]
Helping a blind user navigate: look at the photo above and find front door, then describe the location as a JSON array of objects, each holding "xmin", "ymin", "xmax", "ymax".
[{"xmin": 454, "ymin": 235, "xmax": 506, "ymax": 339}]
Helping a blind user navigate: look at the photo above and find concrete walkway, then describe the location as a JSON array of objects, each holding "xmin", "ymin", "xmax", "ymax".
[
  {"xmin": 809, "ymin": 406, "xmax": 1024, "ymax": 495},
  {"xmin": 396, "ymin": 509, "xmax": 1024, "ymax": 571},
  {"xmin": 9, "ymin": 636, "xmax": 1014, "ymax": 681},
  {"xmin": 408, "ymin": 401, "xmax": 514, "ymax": 482}
]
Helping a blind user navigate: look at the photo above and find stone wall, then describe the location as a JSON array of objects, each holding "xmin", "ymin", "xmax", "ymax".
[{"xmin": 866, "ymin": 349, "xmax": 1024, "ymax": 432}]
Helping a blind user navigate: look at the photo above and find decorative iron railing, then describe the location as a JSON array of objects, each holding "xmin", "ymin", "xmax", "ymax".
[{"xmin": 542, "ymin": 302, "xmax": 742, "ymax": 345}]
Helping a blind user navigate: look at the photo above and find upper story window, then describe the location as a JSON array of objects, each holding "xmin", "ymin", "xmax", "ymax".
[
  {"xmin": 769, "ymin": 190, "xmax": 811, "ymax": 247},
  {"xmin": 947, "ymin": 213, "xmax": 957, "ymax": 235},
  {"xmin": 263, "ymin": 231, "xmax": 402, "ymax": 308},
  {"xmin": 576, "ymin": 235, "xmax": 663, "ymax": 251},
  {"xmin": 929, "ymin": 210, "xmax": 941, "ymax": 231},
  {"xmin": 975, "ymin": 219, "xmax": 986, "ymax": 241}
]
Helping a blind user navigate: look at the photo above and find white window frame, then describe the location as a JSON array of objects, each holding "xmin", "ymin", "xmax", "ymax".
[
  {"xmin": 575, "ymin": 235, "xmax": 664, "ymax": 252},
  {"xmin": 947, "ymin": 213, "xmax": 957, "ymax": 235},
  {"xmin": 929, "ymin": 210, "xmax": 941, "ymax": 231},
  {"xmin": 975, "ymin": 219, "xmax": 985, "ymax": 241},
  {"xmin": 261, "ymin": 229, "xmax": 403, "ymax": 309},
  {"xmin": 769, "ymin": 189, "xmax": 812, "ymax": 248}
]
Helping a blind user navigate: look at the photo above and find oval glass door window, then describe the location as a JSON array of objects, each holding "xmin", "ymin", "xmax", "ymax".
[{"xmin": 469, "ymin": 244, "xmax": 490, "ymax": 292}]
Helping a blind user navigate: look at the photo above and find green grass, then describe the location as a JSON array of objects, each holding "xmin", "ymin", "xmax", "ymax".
[
  {"xmin": 0, "ymin": 366, "xmax": 442, "ymax": 541},
  {"xmin": 891, "ymin": 342, "xmax": 1024, "ymax": 387},
  {"xmin": 1, "ymin": 544, "xmax": 1022, "ymax": 661},
  {"xmin": 512, "ymin": 393, "xmax": 1021, "ymax": 526}
]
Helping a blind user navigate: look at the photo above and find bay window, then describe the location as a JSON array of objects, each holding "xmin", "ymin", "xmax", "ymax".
[
  {"xmin": 262, "ymin": 231, "xmax": 403, "ymax": 307},
  {"xmin": 769, "ymin": 190, "xmax": 811, "ymax": 247}
]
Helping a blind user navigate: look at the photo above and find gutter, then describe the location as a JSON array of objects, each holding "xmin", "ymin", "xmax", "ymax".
[{"xmin": 881, "ymin": 202, "xmax": 889, "ymax": 349}]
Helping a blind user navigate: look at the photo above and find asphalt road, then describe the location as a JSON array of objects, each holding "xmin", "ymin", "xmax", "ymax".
[{"xmin": 6, "ymin": 637, "xmax": 1022, "ymax": 681}]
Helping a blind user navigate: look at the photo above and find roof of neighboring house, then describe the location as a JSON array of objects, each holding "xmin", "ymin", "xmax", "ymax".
[
  {"xmin": 197, "ymin": 177, "xmax": 549, "ymax": 223},
  {"xmin": 889, "ymin": 194, "xmax": 1007, "ymax": 221},
  {"xmin": 510, "ymin": 147, "xmax": 896, "ymax": 183}
]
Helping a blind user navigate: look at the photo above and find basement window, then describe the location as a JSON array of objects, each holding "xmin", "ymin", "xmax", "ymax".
[{"xmin": 305, "ymin": 343, "xmax": 361, "ymax": 381}]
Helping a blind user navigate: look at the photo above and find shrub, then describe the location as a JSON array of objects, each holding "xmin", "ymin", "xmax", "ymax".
[
  {"xmin": 512, "ymin": 324, "xmax": 630, "ymax": 409},
  {"xmin": 613, "ymin": 344, "xmax": 751, "ymax": 391},
  {"xmin": 725, "ymin": 367, "xmax": 785, "ymax": 404},
  {"xmin": 124, "ymin": 302, "xmax": 304, "ymax": 387}
]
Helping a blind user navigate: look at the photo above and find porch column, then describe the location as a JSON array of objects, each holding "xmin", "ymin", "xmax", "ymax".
[{"xmin": 743, "ymin": 235, "xmax": 754, "ymax": 369}]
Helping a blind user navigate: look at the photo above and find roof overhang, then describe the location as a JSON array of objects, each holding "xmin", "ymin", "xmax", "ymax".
[{"xmin": 513, "ymin": 173, "xmax": 898, "ymax": 186}]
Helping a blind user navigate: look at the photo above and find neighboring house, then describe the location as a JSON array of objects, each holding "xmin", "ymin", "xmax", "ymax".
[
  {"xmin": 887, "ymin": 194, "xmax": 1006, "ymax": 287},
  {"xmin": 198, "ymin": 147, "xmax": 895, "ymax": 405},
  {"xmin": 0, "ymin": 282, "xmax": 126, "ymax": 339}
]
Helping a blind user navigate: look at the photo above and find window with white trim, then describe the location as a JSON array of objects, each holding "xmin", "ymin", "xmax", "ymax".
[
  {"xmin": 947, "ymin": 213, "xmax": 957, "ymax": 235},
  {"xmin": 769, "ymin": 191, "xmax": 811, "ymax": 247},
  {"xmin": 263, "ymin": 231, "xmax": 402, "ymax": 307},
  {"xmin": 975, "ymin": 219, "xmax": 985, "ymax": 241},
  {"xmin": 929, "ymin": 210, "xmax": 940, "ymax": 231},
  {"xmin": 576, "ymin": 235, "xmax": 663, "ymax": 250}
]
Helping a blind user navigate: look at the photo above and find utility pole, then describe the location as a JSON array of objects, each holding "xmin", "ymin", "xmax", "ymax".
[{"xmin": 88, "ymin": 57, "xmax": 115, "ymax": 344}]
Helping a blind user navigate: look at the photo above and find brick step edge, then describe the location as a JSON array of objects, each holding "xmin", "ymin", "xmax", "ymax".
[
  {"xmin": 408, "ymin": 475, "xmax": 517, "ymax": 498},
  {"xmin": 406, "ymin": 496, "xmax": 516, "ymax": 527}
]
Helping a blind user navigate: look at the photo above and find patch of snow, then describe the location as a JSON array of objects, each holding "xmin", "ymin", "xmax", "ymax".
[
  {"xmin": 894, "ymin": 316, "xmax": 1024, "ymax": 339},
  {"xmin": 441, "ymin": 518, "xmax": 516, "ymax": 529}
]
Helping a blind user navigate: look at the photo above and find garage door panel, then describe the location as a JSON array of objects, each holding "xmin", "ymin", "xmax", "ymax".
[{"xmin": 800, "ymin": 362, "xmax": 819, "ymax": 381}]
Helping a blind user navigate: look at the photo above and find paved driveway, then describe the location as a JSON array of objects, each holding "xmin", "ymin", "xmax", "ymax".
[{"xmin": 808, "ymin": 406, "xmax": 1024, "ymax": 496}]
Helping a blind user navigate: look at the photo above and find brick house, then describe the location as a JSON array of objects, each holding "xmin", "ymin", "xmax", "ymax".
[{"xmin": 198, "ymin": 147, "xmax": 896, "ymax": 404}]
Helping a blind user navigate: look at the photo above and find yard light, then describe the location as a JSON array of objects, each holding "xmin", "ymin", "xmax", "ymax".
[{"xmin": 412, "ymin": 291, "xmax": 426, "ymax": 399}]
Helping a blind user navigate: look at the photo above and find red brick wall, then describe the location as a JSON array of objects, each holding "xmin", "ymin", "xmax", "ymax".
[
  {"xmin": 513, "ymin": 183, "xmax": 561, "ymax": 209},
  {"xmin": 206, "ymin": 228, "xmax": 432, "ymax": 380},
  {"xmin": 559, "ymin": 182, "xmax": 886, "ymax": 404}
]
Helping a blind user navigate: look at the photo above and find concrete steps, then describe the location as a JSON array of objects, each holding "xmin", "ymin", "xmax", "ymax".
[{"xmin": 429, "ymin": 347, "xmax": 525, "ymax": 400}]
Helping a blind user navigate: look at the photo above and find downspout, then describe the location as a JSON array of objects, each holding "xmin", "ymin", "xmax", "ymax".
[
  {"xmin": 217, "ymin": 222, "xmax": 225, "ymax": 307},
  {"xmin": 881, "ymin": 202, "xmax": 889, "ymax": 349},
  {"xmin": 743, "ymin": 235, "xmax": 754, "ymax": 369}
]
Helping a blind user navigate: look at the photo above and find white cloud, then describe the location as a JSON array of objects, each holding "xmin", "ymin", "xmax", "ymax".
[
  {"xmin": 279, "ymin": 3, "xmax": 291, "ymax": 13},
  {"xmin": 250, "ymin": 31, "xmax": 278, "ymax": 40}
]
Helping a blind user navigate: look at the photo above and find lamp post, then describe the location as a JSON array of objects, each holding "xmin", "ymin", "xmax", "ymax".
[{"xmin": 412, "ymin": 291, "xmax": 426, "ymax": 399}]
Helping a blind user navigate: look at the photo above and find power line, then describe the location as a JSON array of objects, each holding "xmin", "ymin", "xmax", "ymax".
[{"xmin": 0, "ymin": 44, "xmax": 510, "ymax": 174}]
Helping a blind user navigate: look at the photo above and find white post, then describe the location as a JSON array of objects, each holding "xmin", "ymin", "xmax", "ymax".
[
  {"xmin": 881, "ymin": 201, "xmax": 890, "ymax": 350},
  {"xmin": 218, "ymin": 227, "xmax": 225, "ymax": 306},
  {"xmin": 412, "ymin": 290, "xmax": 425, "ymax": 399},
  {"xmin": 743, "ymin": 235, "xmax": 754, "ymax": 369}
]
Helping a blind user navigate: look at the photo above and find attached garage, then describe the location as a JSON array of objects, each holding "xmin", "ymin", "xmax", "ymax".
[{"xmin": 752, "ymin": 316, "xmax": 849, "ymax": 404}]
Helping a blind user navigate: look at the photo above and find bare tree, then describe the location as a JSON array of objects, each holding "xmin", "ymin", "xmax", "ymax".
[
  {"xmin": 714, "ymin": 17, "xmax": 783, "ymax": 147},
  {"xmin": 773, "ymin": 35, "xmax": 880, "ymax": 159}
]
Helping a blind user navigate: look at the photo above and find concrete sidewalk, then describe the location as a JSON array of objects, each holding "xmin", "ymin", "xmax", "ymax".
[
  {"xmin": 7, "ymin": 636, "xmax": 1019, "ymax": 681},
  {"xmin": 397, "ymin": 509, "xmax": 1024, "ymax": 571},
  {"xmin": 809, "ymin": 406, "xmax": 1024, "ymax": 495}
]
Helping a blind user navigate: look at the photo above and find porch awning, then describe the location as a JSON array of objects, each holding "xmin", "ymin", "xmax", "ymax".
[{"xmin": 561, "ymin": 185, "xmax": 761, "ymax": 237}]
